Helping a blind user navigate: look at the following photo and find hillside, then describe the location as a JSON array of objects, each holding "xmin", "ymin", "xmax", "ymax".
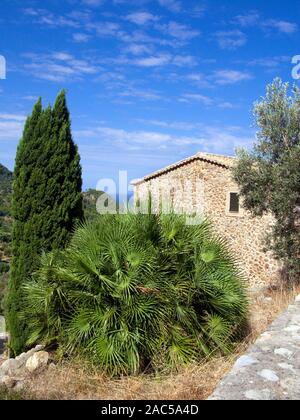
[
  {"xmin": 83, "ymin": 189, "xmax": 106, "ymax": 221},
  {"xmin": 0, "ymin": 164, "xmax": 12, "ymax": 217},
  {"xmin": 0, "ymin": 164, "xmax": 13, "ymax": 314},
  {"xmin": 0, "ymin": 164, "xmax": 13, "ymax": 262}
]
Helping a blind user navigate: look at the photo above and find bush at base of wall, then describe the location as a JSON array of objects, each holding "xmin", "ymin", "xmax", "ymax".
[{"xmin": 22, "ymin": 213, "xmax": 248, "ymax": 376}]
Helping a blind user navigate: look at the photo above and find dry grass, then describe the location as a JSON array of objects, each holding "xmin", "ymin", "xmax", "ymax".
[{"xmin": 25, "ymin": 282, "xmax": 300, "ymax": 401}]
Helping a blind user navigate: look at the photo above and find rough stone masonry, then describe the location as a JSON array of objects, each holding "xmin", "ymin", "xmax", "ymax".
[{"xmin": 132, "ymin": 152, "xmax": 281, "ymax": 289}]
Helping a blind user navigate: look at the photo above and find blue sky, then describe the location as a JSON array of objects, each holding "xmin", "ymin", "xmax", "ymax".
[{"xmin": 0, "ymin": 0, "xmax": 299, "ymax": 190}]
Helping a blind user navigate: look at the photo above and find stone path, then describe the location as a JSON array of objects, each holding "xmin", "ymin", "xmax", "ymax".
[{"xmin": 208, "ymin": 294, "xmax": 300, "ymax": 400}]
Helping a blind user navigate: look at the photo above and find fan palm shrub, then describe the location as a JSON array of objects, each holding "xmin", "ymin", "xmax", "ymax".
[{"xmin": 22, "ymin": 212, "xmax": 248, "ymax": 376}]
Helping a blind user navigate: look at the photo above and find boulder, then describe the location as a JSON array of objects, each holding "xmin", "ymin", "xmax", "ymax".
[
  {"xmin": 15, "ymin": 347, "xmax": 39, "ymax": 364},
  {"xmin": 0, "ymin": 375, "xmax": 16, "ymax": 389},
  {"xmin": 34, "ymin": 345, "xmax": 45, "ymax": 352},
  {"xmin": 25, "ymin": 351, "xmax": 49, "ymax": 373},
  {"xmin": 0, "ymin": 358, "xmax": 24, "ymax": 376},
  {"xmin": 13, "ymin": 379, "xmax": 28, "ymax": 392}
]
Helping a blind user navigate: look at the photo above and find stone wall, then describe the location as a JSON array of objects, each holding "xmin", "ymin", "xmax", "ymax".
[
  {"xmin": 133, "ymin": 159, "xmax": 281, "ymax": 289},
  {"xmin": 208, "ymin": 294, "xmax": 300, "ymax": 400}
]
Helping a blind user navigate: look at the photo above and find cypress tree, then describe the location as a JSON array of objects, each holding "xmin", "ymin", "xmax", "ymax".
[
  {"xmin": 6, "ymin": 92, "xmax": 83, "ymax": 355},
  {"xmin": 46, "ymin": 90, "xmax": 83, "ymax": 248}
]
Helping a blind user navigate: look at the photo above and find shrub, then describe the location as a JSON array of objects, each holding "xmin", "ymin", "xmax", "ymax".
[
  {"xmin": 22, "ymin": 213, "xmax": 248, "ymax": 376},
  {"xmin": 0, "ymin": 262, "xmax": 9, "ymax": 274}
]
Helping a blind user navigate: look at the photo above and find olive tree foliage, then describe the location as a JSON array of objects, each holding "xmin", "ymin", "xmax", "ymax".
[{"xmin": 233, "ymin": 78, "xmax": 300, "ymax": 277}]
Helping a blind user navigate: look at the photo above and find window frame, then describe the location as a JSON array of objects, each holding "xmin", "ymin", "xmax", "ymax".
[{"xmin": 226, "ymin": 190, "xmax": 243, "ymax": 217}]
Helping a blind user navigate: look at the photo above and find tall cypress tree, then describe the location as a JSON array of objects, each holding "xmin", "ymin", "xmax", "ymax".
[
  {"xmin": 47, "ymin": 90, "xmax": 83, "ymax": 248},
  {"xmin": 6, "ymin": 92, "xmax": 83, "ymax": 355}
]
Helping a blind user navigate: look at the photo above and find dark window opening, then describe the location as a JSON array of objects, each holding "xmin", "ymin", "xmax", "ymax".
[{"xmin": 229, "ymin": 193, "xmax": 239, "ymax": 213}]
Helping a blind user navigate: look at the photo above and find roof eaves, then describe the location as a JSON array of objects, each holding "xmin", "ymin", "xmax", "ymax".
[{"xmin": 131, "ymin": 154, "xmax": 232, "ymax": 185}]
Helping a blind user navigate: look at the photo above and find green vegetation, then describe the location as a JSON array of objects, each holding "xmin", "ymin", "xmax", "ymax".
[
  {"xmin": 83, "ymin": 189, "xmax": 104, "ymax": 221},
  {"xmin": 0, "ymin": 163, "xmax": 12, "ymax": 217},
  {"xmin": 0, "ymin": 173, "xmax": 103, "ymax": 315},
  {"xmin": 22, "ymin": 212, "xmax": 248, "ymax": 376},
  {"xmin": 0, "ymin": 163, "xmax": 12, "ymax": 262},
  {"xmin": 0, "ymin": 163, "xmax": 12, "ymax": 315},
  {"xmin": 0, "ymin": 385, "xmax": 31, "ymax": 400},
  {"xmin": 6, "ymin": 91, "xmax": 83, "ymax": 355},
  {"xmin": 234, "ymin": 78, "xmax": 300, "ymax": 278}
]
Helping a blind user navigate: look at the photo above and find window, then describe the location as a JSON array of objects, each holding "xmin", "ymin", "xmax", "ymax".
[{"xmin": 229, "ymin": 192, "xmax": 239, "ymax": 213}]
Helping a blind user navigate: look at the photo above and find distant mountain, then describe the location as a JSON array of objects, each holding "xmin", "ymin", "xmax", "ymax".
[
  {"xmin": 83, "ymin": 189, "xmax": 122, "ymax": 220},
  {"xmin": 83, "ymin": 189, "xmax": 105, "ymax": 221},
  {"xmin": 0, "ymin": 163, "xmax": 12, "ymax": 190}
]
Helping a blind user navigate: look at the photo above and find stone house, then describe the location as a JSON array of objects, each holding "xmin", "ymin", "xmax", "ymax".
[{"xmin": 131, "ymin": 152, "xmax": 280, "ymax": 290}]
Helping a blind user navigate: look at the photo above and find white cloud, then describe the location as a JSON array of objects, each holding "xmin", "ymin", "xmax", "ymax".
[
  {"xmin": 184, "ymin": 72, "xmax": 211, "ymax": 87},
  {"xmin": 173, "ymin": 55, "xmax": 197, "ymax": 67},
  {"xmin": 246, "ymin": 56, "xmax": 290, "ymax": 68},
  {"xmin": 196, "ymin": 126, "xmax": 253, "ymax": 154},
  {"xmin": 0, "ymin": 113, "xmax": 26, "ymax": 122},
  {"xmin": 234, "ymin": 11, "xmax": 298, "ymax": 34},
  {"xmin": 82, "ymin": 0, "xmax": 105, "ymax": 6},
  {"xmin": 135, "ymin": 54, "xmax": 171, "ymax": 67},
  {"xmin": 131, "ymin": 53, "xmax": 196, "ymax": 68},
  {"xmin": 191, "ymin": 5, "xmax": 206, "ymax": 18},
  {"xmin": 137, "ymin": 119, "xmax": 202, "ymax": 131},
  {"xmin": 73, "ymin": 33, "xmax": 91, "ymax": 43},
  {"xmin": 186, "ymin": 73, "xmax": 205, "ymax": 82},
  {"xmin": 215, "ymin": 30, "xmax": 247, "ymax": 50},
  {"xmin": 213, "ymin": 70, "xmax": 253, "ymax": 85},
  {"xmin": 0, "ymin": 114, "xmax": 26, "ymax": 140},
  {"xmin": 74, "ymin": 123, "xmax": 254, "ymax": 155},
  {"xmin": 156, "ymin": 21, "xmax": 200, "ymax": 40},
  {"xmin": 118, "ymin": 29, "xmax": 182, "ymax": 47},
  {"xmin": 75, "ymin": 126, "xmax": 201, "ymax": 149},
  {"xmin": 23, "ymin": 8, "xmax": 40, "ymax": 16},
  {"xmin": 52, "ymin": 52, "xmax": 74, "ymax": 61},
  {"xmin": 24, "ymin": 52, "xmax": 98, "ymax": 82},
  {"xmin": 179, "ymin": 93, "xmax": 213, "ymax": 106},
  {"xmin": 264, "ymin": 19, "xmax": 298, "ymax": 34},
  {"xmin": 218, "ymin": 102, "xmax": 237, "ymax": 109},
  {"xmin": 234, "ymin": 11, "xmax": 260, "ymax": 27},
  {"xmin": 23, "ymin": 8, "xmax": 80, "ymax": 28},
  {"xmin": 22, "ymin": 96, "xmax": 38, "ymax": 101},
  {"xmin": 125, "ymin": 12, "xmax": 159, "ymax": 25},
  {"xmin": 157, "ymin": 0, "xmax": 181, "ymax": 13},
  {"xmin": 124, "ymin": 43, "xmax": 153, "ymax": 55},
  {"xmin": 118, "ymin": 87, "xmax": 163, "ymax": 101},
  {"xmin": 91, "ymin": 21, "xmax": 121, "ymax": 36}
]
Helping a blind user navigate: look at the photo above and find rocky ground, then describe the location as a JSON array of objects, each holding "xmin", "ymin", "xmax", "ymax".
[
  {"xmin": 0, "ymin": 316, "xmax": 51, "ymax": 392},
  {"xmin": 209, "ymin": 294, "xmax": 300, "ymax": 400},
  {"xmin": 1, "ymin": 289, "xmax": 300, "ymax": 400},
  {"xmin": 0, "ymin": 345, "xmax": 49, "ymax": 391}
]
